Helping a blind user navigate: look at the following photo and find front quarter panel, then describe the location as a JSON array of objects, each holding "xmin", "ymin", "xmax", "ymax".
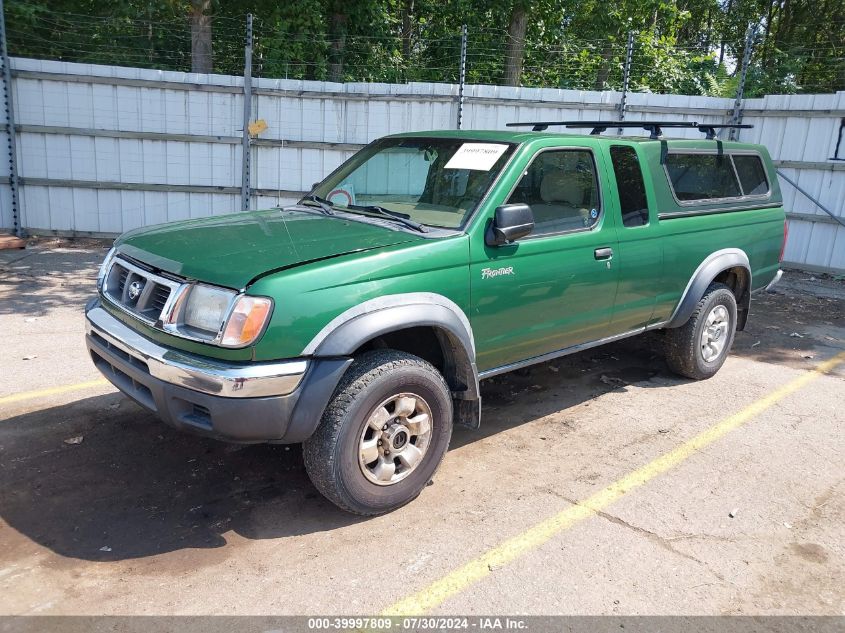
[{"xmin": 248, "ymin": 235, "xmax": 471, "ymax": 361}]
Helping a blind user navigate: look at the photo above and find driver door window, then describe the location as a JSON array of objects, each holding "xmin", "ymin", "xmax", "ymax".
[{"xmin": 506, "ymin": 149, "xmax": 600, "ymax": 237}]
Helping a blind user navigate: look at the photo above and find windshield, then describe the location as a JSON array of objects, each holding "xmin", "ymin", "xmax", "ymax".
[{"xmin": 309, "ymin": 137, "xmax": 517, "ymax": 229}]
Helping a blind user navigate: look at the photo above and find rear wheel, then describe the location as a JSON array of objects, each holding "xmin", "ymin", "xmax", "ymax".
[
  {"xmin": 665, "ymin": 282, "xmax": 737, "ymax": 380},
  {"xmin": 303, "ymin": 350, "xmax": 453, "ymax": 515}
]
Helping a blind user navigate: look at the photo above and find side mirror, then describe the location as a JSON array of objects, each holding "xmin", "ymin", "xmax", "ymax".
[{"xmin": 485, "ymin": 204, "xmax": 534, "ymax": 246}]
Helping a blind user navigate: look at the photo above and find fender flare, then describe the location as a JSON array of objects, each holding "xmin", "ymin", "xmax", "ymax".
[
  {"xmin": 665, "ymin": 248, "xmax": 751, "ymax": 329},
  {"xmin": 303, "ymin": 292, "xmax": 479, "ymax": 400}
]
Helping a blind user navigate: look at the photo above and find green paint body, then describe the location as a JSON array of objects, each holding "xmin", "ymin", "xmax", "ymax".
[{"xmin": 110, "ymin": 130, "xmax": 784, "ymax": 370}]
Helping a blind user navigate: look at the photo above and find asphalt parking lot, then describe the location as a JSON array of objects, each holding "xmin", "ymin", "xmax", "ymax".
[{"xmin": 1, "ymin": 241, "xmax": 844, "ymax": 616}]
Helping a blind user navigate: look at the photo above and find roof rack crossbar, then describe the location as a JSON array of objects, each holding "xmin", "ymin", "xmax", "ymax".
[
  {"xmin": 506, "ymin": 121, "xmax": 753, "ymax": 140},
  {"xmin": 696, "ymin": 123, "xmax": 753, "ymax": 139}
]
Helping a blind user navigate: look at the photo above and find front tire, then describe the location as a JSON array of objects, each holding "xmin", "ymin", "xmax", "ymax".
[
  {"xmin": 303, "ymin": 350, "xmax": 453, "ymax": 515},
  {"xmin": 665, "ymin": 282, "xmax": 737, "ymax": 380}
]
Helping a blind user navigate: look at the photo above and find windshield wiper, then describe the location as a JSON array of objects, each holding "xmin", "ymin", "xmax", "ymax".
[
  {"xmin": 299, "ymin": 194, "xmax": 337, "ymax": 216},
  {"xmin": 348, "ymin": 204, "xmax": 429, "ymax": 233}
]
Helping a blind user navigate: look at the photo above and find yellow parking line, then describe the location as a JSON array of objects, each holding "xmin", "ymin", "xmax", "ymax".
[
  {"xmin": 0, "ymin": 378, "xmax": 111, "ymax": 406},
  {"xmin": 381, "ymin": 351, "xmax": 845, "ymax": 616}
]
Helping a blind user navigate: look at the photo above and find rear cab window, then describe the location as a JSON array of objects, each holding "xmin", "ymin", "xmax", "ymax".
[
  {"xmin": 610, "ymin": 146, "xmax": 649, "ymax": 227},
  {"xmin": 733, "ymin": 155, "xmax": 770, "ymax": 195},
  {"xmin": 664, "ymin": 152, "xmax": 770, "ymax": 205}
]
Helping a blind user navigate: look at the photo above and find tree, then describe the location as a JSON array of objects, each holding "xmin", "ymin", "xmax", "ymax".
[
  {"xmin": 327, "ymin": 2, "xmax": 348, "ymax": 82},
  {"xmin": 503, "ymin": 1, "xmax": 528, "ymax": 86},
  {"xmin": 401, "ymin": 0, "xmax": 414, "ymax": 59},
  {"xmin": 190, "ymin": 0, "xmax": 213, "ymax": 73},
  {"xmin": 4, "ymin": 0, "xmax": 844, "ymax": 95}
]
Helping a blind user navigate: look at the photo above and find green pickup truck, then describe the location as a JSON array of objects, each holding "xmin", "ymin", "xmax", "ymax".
[{"xmin": 85, "ymin": 121, "xmax": 786, "ymax": 514}]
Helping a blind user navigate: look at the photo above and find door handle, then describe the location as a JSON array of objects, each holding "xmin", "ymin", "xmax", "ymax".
[{"xmin": 594, "ymin": 247, "xmax": 613, "ymax": 261}]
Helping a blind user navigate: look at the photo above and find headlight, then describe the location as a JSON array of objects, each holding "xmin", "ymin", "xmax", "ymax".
[
  {"xmin": 221, "ymin": 295, "xmax": 273, "ymax": 347},
  {"xmin": 175, "ymin": 285, "xmax": 272, "ymax": 347},
  {"xmin": 96, "ymin": 247, "xmax": 117, "ymax": 291},
  {"xmin": 182, "ymin": 284, "xmax": 236, "ymax": 335}
]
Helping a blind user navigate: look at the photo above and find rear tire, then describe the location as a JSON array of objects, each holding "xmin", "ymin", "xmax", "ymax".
[
  {"xmin": 303, "ymin": 350, "xmax": 453, "ymax": 515},
  {"xmin": 665, "ymin": 282, "xmax": 737, "ymax": 380}
]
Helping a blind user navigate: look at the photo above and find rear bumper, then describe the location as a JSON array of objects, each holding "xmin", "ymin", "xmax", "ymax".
[
  {"xmin": 765, "ymin": 269, "xmax": 783, "ymax": 292},
  {"xmin": 85, "ymin": 298, "xmax": 351, "ymax": 443}
]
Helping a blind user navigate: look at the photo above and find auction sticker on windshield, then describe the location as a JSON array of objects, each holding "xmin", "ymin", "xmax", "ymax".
[{"xmin": 445, "ymin": 143, "xmax": 508, "ymax": 171}]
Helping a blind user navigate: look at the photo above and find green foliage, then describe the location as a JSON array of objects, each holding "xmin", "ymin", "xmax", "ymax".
[
  {"xmin": 6, "ymin": 0, "xmax": 197, "ymax": 70},
  {"xmin": 5, "ymin": 0, "xmax": 844, "ymax": 95}
]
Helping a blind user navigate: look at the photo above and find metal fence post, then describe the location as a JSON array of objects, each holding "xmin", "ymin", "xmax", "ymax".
[
  {"xmin": 240, "ymin": 13, "xmax": 253, "ymax": 212},
  {"xmin": 456, "ymin": 24, "xmax": 467, "ymax": 130},
  {"xmin": 617, "ymin": 30, "xmax": 634, "ymax": 136},
  {"xmin": 0, "ymin": 0, "xmax": 21, "ymax": 237},
  {"xmin": 730, "ymin": 23, "xmax": 757, "ymax": 141}
]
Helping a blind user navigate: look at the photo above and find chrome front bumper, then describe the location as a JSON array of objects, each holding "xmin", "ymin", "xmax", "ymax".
[{"xmin": 85, "ymin": 302, "xmax": 307, "ymax": 398}]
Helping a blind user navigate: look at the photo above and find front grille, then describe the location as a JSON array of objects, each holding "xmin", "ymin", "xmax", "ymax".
[
  {"xmin": 117, "ymin": 268, "xmax": 129, "ymax": 294},
  {"xmin": 151, "ymin": 284, "xmax": 171, "ymax": 313},
  {"xmin": 103, "ymin": 258, "xmax": 177, "ymax": 323}
]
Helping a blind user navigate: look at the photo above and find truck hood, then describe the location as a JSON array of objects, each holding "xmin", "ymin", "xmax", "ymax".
[{"xmin": 115, "ymin": 208, "xmax": 424, "ymax": 289}]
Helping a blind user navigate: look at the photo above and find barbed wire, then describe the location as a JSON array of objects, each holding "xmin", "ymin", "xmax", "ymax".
[{"xmin": 6, "ymin": 8, "xmax": 844, "ymax": 96}]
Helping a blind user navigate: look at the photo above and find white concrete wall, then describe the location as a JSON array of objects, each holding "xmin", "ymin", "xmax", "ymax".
[{"xmin": 3, "ymin": 57, "xmax": 844, "ymax": 271}]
